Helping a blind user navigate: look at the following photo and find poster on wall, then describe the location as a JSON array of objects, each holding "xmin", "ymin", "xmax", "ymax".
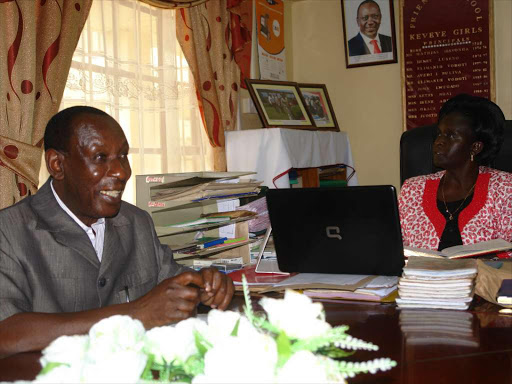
[
  {"xmin": 256, "ymin": 0, "xmax": 286, "ymax": 80},
  {"xmin": 400, "ymin": 0, "xmax": 495, "ymax": 130},
  {"xmin": 341, "ymin": 0, "xmax": 398, "ymax": 68}
]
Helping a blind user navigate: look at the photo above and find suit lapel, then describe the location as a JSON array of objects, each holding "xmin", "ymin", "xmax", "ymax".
[
  {"xmin": 32, "ymin": 180, "xmax": 100, "ymax": 269},
  {"xmin": 99, "ymin": 207, "xmax": 132, "ymax": 277}
]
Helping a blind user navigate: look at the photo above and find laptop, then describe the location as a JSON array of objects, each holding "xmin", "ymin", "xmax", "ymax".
[{"xmin": 266, "ymin": 186, "xmax": 405, "ymax": 276}]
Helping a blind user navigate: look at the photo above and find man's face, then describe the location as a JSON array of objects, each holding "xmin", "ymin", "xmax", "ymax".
[
  {"xmin": 357, "ymin": 3, "xmax": 382, "ymax": 39},
  {"xmin": 55, "ymin": 113, "xmax": 131, "ymax": 227}
]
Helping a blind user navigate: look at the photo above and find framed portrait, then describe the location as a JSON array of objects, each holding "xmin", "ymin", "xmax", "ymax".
[
  {"xmin": 341, "ymin": 0, "xmax": 398, "ymax": 68},
  {"xmin": 245, "ymin": 79, "xmax": 315, "ymax": 129},
  {"xmin": 298, "ymin": 84, "xmax": 339, "ymax": 131}
]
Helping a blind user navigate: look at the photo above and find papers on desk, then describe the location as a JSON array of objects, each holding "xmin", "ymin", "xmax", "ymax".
[
  {"xmin": 303, "ymin": 275, "xmax": 399, "ymax": 303},
  {"xmin": 396, "ymin": 257, "xmax": 477, "ymax": 310},
  {"xmin": 228, "ymin": 270, "xmax": 399, "ymax": 302}
]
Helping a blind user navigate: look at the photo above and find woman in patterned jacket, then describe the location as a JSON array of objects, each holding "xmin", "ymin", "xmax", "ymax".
[{"xmin": 399, "ymin": 94, "xmax": 512, "ymax": 257}]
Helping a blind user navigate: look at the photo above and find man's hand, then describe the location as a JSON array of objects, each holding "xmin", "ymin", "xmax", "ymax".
[
  {"xmin": 130, "ymin": 271, "xmax": 204, "ymax": 329},
  {"xmin": 198, "ymin": 267, "xmax": 234, "ymax": 310}
]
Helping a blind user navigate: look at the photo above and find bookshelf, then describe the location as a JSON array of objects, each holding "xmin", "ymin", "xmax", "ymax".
[{"xmin": 135, "ymin": 172, "xmax": 259, "ymax": 265}]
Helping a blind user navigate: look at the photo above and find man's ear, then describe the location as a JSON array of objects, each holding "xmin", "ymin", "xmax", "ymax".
[{"xmin": 45, "ymin": 149, "xmax": 66, "ymax": 181}]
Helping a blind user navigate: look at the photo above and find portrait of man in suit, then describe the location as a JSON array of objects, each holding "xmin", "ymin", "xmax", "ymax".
[{"xmin": 348, "ymin": 0, "xmax": 393, "ymax": 56}]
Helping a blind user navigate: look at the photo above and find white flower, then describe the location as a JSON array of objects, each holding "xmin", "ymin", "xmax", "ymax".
[
  {"xmin": 276, "ymin": 351, "xmax": 346, "ymax": 384},
  {"xmin": 39, "ymin": 335, "xmax": 89, "ymax": 369},
  {"xmin": 145, "ymin": 317, "xmax": 207, "ymax": 365},
  {"xmin": 259, "ymin": 290, "xmax": 332, "ymax": 339},
  {"xmin": 35, "ymin": 364, "xmax": 82, "ymax": 383},
  {"xmin": 80, "ymin": 350, "xmax": 147, "ymax": 384},
  {"xmin": 83, "ymin": 315, "xmax": 148, "ymax": 383},
  {"xmin": 86, "ymin": 315, "xmax": 146, "ymax": 360},
  {"xmin": 204, "ymin": 309, "xmax": 259, "ymax": 345},
  {"xmin": 194, "ymin": 332, "xmax": 277, "ymax": 383}
]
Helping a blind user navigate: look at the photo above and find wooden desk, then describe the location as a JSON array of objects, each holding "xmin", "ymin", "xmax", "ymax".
[{"xmin": 1, "ymin": 297, "xmax": 510, "ymax": 383}]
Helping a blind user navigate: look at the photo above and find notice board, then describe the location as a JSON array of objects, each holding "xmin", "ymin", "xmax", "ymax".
[{"xmin": 400, "ymin": 0, "xmax": 495, "ymax": 130}]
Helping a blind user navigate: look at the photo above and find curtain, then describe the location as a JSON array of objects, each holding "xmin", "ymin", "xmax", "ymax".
[
  {"xmin": 228, "ymin": 0, "xmax": 252, "ymax": 89},
  {"xmin": 0, "ymin": 0, "xmax": 92, "ymax": 209},
  {"xmin": 177, "ymin": 0, "xmax": 247, "ymax": 171},
  {"xmin": 56, "ymin": 0, "xmax": 213, "ymax": 204}
]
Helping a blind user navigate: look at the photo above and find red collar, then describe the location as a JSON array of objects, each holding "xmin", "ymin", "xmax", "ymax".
[{"xmin": 422, "ymin": 172, "xmax": 491, "ymax": 238}]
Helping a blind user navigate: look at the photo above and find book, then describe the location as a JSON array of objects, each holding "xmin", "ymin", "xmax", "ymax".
[
  {"xmin": 404, "ymin": 239, "xmax": 512, "ymax": 259},
  {"xmin": 497, "ymin": 279, "xmax": 512, "ymax": 305}
]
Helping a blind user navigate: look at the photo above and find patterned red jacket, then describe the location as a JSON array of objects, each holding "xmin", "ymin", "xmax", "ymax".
[{"xmin": 399, "ymin": 167, "xmax": 512, "ymax": 257}]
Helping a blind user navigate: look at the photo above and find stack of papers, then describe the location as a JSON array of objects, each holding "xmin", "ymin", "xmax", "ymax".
[
  {"xmin": 396, "ymin": 257, "xmax": 478, "ymax": 310},
  {"xmin": 303, "ymin": 275, "xmax": 398, "ymax": 303},
  {"xmin": 152, "ymin": 180, "xmax": 262, "ymax": 202},
  {"xmin": 399, "ymin": 309, "xmax": 479, "ymax": 347}
]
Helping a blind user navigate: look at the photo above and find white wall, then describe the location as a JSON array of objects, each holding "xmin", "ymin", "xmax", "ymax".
[{"xmin": 285, "ymin": 0, "xmax": 512, "ymax": 190}]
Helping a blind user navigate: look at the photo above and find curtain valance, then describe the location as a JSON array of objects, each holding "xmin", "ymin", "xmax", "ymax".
[{"xmin": 138, "ymin": 0, "xmax": 208, "ymax": 9}]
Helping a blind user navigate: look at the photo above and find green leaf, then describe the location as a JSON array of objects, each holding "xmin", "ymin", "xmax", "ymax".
[
  {"xmin": 317, "ymin": 346, "xmax": 355, "ymax": 358},
  {"xmin": 276, "ymin": 331, "xmax": 292, "ymax": 368},
  {"xmin": 194, "ymin": 330, "xmax": 212, "ymax": 357},
  {"xmin": 231, "ymin": 318, "xmax": 240, "ymax": 337},
  {"xmin": 141, "ymin": 353, "xmax": 155, "ymax": 380},
  {"xmin": 183, "ymin": 354, "xmax": 205, "ymax": 376},
  {"xmin": 39, "ymin": 362, "xmax": 66, "ymax": 375}
]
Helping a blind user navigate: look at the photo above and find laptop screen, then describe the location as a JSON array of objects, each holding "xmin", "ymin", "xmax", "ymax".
[{"xmin": 266, "ymin": 186, "xmax": 405, "ymax": 276}]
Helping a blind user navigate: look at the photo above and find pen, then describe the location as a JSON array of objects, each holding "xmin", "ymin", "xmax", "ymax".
[{"xmin": 124, "ymin": 285, "xmax": 130, "ymax": 303}]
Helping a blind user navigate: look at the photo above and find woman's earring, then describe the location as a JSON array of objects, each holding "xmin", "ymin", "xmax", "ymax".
[{"xmin": 470, "ymin": 153, "xmax": 474, "ymax": 162}]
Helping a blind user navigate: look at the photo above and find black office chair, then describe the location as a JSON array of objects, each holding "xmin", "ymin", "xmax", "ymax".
[{"xmin": 400, "ymin": 121, "xmax": 512, "ymax": 185}]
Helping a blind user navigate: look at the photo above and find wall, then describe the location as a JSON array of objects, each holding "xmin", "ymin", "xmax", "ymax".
[{"xmin": 285, "ymin": 0, "xmax": 512, "ymax": 190}]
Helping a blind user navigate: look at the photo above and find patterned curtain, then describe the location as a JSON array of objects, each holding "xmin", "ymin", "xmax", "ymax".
[
  {"xmin": 0, "ymin": 0, "xmax": 92, "ymax": 209},
  {"xmin": 177, "ymin": 0, "xmax": 251, "ymax": 171}
]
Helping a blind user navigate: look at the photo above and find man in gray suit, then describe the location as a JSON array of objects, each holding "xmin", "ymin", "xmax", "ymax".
[{"xmin": 0, "ymin": 106, "xmax": 234, "ymax": 356}]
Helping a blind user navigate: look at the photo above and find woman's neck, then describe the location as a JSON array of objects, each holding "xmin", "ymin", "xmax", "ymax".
[{"xmin": 440, "ymin": 164, "xmax": 479, "ymax": 202}]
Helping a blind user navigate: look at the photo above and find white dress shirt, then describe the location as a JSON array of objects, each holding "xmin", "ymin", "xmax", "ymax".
[
  {"xmin": 50, "ymin": 180, "xmax": 105, "ymax": 261},
  {"xmin": 360, "ymin": 32, "xmax": 382, "ymax": 54}
]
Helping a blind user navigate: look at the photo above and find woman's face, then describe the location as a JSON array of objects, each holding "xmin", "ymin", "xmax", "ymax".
[{"xmin": 433, "ymin": 113, "xmax": 478, "ymax": 170}]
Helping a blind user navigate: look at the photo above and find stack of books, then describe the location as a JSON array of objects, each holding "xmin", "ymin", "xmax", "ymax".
[{"xmin": 396, "ymin": 257, "xmax": 478, "ymax": 310}]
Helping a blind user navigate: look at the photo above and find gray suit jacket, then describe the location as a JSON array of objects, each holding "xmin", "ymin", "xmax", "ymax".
[{"xmin": 0, "ymin": 180, "xmax": 187, "ymax": 321}]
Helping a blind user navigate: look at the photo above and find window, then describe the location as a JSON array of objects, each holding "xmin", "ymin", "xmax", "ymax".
[{"xmin": 58, "ymin": 0, "xmax": 212, "ymax": 204}]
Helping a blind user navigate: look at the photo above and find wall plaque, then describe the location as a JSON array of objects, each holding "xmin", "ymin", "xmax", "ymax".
[{"xmin": 400, "ymin": 0, "xmax": 495, "ymax": 130}]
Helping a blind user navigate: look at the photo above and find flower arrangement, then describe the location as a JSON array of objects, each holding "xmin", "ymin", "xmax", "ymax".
[{"xmin": 36, "ymin": 277, "xmax": 396, "ymax": 383}]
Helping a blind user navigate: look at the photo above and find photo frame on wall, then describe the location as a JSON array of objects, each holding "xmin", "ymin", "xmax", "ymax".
[
  {"xmin": 341, "ymin": 0, "xmax": 397, "ymax": 68},
  {"xmin": 298, "ymin": 83, "xmax": 339, "ymax": 131},
  {"xmin": 245, "ymin": 79, "xmax": 315, "ymax": 129}
]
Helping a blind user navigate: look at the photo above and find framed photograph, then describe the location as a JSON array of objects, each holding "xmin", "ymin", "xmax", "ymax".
[
  {"xmin": 245, "ymin": 79, "xmax": 315, "ymax": 129},
  {"xmin": 341, "ymin": 0, "xmax": 397, "ymax": 68},
  {"xmin": 298, "ymin": 84, "xmax": 339, "ymax": 131}
]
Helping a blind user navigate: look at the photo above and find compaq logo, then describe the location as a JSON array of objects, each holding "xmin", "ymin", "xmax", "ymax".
[{"xmin": 326, "ymin": 226, "xmax": 342, "ymax": 240}]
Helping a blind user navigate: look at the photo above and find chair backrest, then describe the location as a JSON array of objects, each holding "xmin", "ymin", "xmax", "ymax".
[{"xmin": 400, "ymin": 121, "xmax": 512, "ymax": 185}]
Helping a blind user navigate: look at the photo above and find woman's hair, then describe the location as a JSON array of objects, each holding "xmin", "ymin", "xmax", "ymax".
[{"xmin": 438, "ymin": 94, "xmax": 505, "ymax": 165}]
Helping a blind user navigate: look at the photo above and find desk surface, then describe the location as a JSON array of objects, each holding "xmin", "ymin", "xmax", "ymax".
[{"xmin": 1, "ymin": 297, "xmax": 510, "ymax": 383}]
